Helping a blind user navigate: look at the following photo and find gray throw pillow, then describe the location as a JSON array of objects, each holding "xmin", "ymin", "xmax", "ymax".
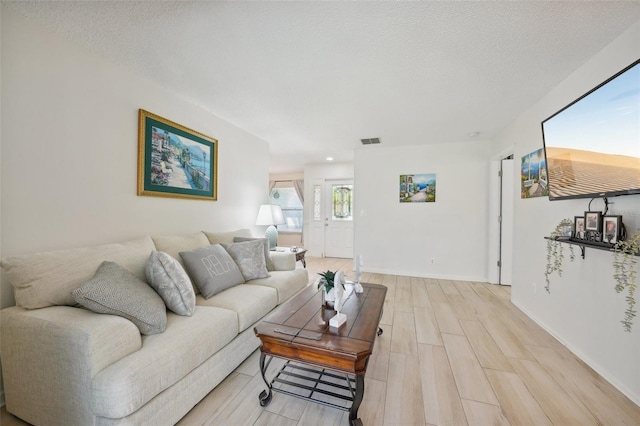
[
  {"xmin": 145, "ymin": 251, "xmax": 196, "ymax": 316},
  {"xmin": 179, "ymin": 244, "xmax": 245, "ymax": 299},
  {"xmin": 71, "ymin": 261, "xmax": 167, "ymax": 335},
  {"xmin": 233, "ymin": 237, "xmax": 275, "ymax": 271},
  {"xmin": 222, "ymin": 240, "xmax": 270, "ymax": 281}
]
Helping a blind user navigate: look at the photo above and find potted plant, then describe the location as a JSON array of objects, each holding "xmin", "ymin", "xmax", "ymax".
[{"xmin": 317, "ymin": 270, "xmax": 345, "ymax": 308}]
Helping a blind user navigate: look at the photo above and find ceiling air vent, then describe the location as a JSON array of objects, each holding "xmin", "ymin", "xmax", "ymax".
[{"xmin": 360, "ymin": 138, "xmax": 381, "ymax": 145}]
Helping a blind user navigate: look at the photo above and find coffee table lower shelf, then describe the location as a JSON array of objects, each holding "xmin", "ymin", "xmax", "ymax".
[{"xmin": 258, "ymin": 354, "xmax": 364, "ymax": 426}]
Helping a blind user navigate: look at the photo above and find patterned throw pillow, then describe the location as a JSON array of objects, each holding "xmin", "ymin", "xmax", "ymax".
[
  {"xmin": 233, "ymin": 237, "xmax": 275, "ymax": 271},
  {"xmin": 145, "ymin": 251, "xmax": 196, "ymax": 316},
  {"xmin": 222, "ymin": 240, "xmax": 270, "ymax": 281},
  {"xmin": 71, "ymin": 261, "xmax": 167, "ymax": 335},
  {"xmin": 179, "ymin": 244, "xmax": 245, "ymax": 299}
]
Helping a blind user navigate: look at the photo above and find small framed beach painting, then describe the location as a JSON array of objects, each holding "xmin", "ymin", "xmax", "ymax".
[
  {"xmin": 138, "ymin": 109, "xmax": 217, "ymax": 201},
  {"xmin": 399, "ymin": 174, "xmax": 436, "ymax": 203}
]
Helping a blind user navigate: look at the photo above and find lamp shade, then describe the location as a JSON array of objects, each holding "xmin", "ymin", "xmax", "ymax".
[
  {"xmin": 255, "ymin": 205, "xmax": 285, "ymax": 226},
  {"xmin": 256, "ymin": 205, "xmax": 285, "ymax": 250}
]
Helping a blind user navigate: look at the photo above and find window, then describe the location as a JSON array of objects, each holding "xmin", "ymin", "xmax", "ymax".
[{"xmin": 270, "ymin": 187, "xmax": 303, "ymax": 232}]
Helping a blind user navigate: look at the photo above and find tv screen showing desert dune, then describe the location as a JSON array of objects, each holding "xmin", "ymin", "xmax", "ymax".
[
  {"xmin": 542, "ymin": 61, "xmax": 640, "ymax": 200},
  {"xmin": 545, "ymin": 148, "xmax": 640, "ymax": 199}
]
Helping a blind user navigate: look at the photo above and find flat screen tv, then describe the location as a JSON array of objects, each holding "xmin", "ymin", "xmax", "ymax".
[{"xmin": 541, "ymin": 59, "xmax": 640, "ymax": 201}]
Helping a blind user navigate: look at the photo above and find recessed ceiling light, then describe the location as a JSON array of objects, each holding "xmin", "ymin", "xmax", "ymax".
[{"xmin": 326, "ymin": 157, "xmax": 334, "ymax": 161}]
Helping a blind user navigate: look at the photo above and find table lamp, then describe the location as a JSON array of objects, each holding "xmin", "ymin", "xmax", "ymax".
[{"xmin": 256, "ymin": 204, "xmax": 285, "ymax": 250}]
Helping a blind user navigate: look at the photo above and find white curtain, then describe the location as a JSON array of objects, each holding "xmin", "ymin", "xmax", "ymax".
[{"xmin": 293, "ymin": 179, "xmax": 304, "ymax": 202}]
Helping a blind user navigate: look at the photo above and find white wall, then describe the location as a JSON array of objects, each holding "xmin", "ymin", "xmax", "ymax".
[
  {"xmin": 354, "ymin": 142, "xmax": 490, "ymax": 281},
  {"xmin": 493, "ymin": 20, "xmax": 640, "ymax": 404},
  {"xmin": 0, "ymin": 6, "xmax": 271, "ymax": 310}
]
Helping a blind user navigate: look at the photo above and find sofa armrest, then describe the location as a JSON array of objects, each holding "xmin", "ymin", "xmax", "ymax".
[
  {"xmin": 269, "ymin": 251, "xmax": 296, "ymax": 271},
  {"xmin": 0, "ymin": 306, "xmax": 141, "ymax": 425}
]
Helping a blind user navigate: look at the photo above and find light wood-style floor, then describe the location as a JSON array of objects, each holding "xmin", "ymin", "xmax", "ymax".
[{"xmin": 2, "ymin": 256, "xmax": 639, "ymax": 425}]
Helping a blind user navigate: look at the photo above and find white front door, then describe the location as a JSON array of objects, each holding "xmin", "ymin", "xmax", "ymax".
[{"xmin": 324, "ymin": 180, "xmax": 354, "ymax": 258}]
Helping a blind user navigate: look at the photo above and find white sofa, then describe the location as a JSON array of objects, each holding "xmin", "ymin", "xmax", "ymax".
[{"xmin": 0, "ymin": 230, "xmax": 309, "ymax": 425}]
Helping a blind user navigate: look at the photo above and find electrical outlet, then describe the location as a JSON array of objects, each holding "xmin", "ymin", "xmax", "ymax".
[{"xmin": 430, "ymin": 258, "xmax": 435, "ymax": 264}]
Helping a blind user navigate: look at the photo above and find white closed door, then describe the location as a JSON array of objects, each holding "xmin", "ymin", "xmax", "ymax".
[
  {"xmin": 500, "ymin": 158, "xmax": 514, "ymax": 286},
  {"xmin": 324, "ymin": 180, "xmax": 354, "ymax": 258}
]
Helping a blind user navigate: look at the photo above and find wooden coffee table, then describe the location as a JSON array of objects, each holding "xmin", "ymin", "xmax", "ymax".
[{"xmin": 254, "ymin": 282, "xmax": 386, "ymax": 426}]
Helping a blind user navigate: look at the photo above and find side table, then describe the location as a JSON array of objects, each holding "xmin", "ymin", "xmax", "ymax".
[{"xmin": 293, "ymin": 248, "xmax": 307, "ymax": 267}]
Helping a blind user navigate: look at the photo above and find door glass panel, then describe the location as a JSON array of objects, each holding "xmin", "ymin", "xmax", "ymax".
[
  {"xmin": 332, "ymin": 185, "xmax": 353, "ymax": 221},
  {"xmin": 313, "ymin": 185, "xmax": 321, "ymax": 220}
]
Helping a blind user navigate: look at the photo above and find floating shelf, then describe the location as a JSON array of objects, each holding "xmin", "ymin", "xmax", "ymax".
[{"xmin": 544, "ymin": 236, "xmax": 639, "ymax": 259}]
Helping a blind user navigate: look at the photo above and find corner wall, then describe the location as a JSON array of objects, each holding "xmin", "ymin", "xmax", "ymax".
[
  {"xmin": 354, "ymin": 141, "xmax": 491, "ymax": 281},
  {"xmin": 493, "ymin": 20, "xmax": 640, "ymax": 403},
  {"xmin": 0, "ymin": 6, "xmax": 271, "ymax": 308}
]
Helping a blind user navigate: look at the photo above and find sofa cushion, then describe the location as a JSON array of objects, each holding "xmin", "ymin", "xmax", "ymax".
[
  {"xmin": 145, "ymin": 251, "xmax": 195, "ymax": 316},
  {"xmin": 92, "ymin": 306, "xmax": 239, "ymax": 419},
  {"xmin": 233, "ymin": 237, "xmax": 275, "ymax": 271},
  {"xmin": 203, "ymin": 229, "xmax": 252, "ymax": 245},
  {"xmin": 71, "ymin": 261, "xmax": 167, "ymax": 335},
  {"xmin": 151, "ymin": 232, "xmax": 211, "ymax": 267},
  {"xmin": 222, "ymin": 240, "xmax": 270, "ymax": 281},
  {"xmin": 196, "ymin": 284, "xmax": 277, "ymax": 332},
  {"xmin": 249, "ymin": 268, "xmax": 310, "ymax": 304},
  {"xmin": 180, "ymin": 244, "xmax": 245, "ymax": 299},
  {"xmin": 1, "ymin": 236, "xmax": 156, "ymax": 309}
]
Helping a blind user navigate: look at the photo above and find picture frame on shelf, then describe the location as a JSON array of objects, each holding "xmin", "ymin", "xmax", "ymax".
[
  {"xmin": 602, "ymin": 215, "xmax": 622, "ymax": 244},
  {"xmin": 138, "ymin": 109, "xmax": 218, "ymax": 201},
  {"xmin": 585, "ymin": 211, "xmax": 602, "ymax": 232},
  {"xmin": 574, "ymin": 216, "xmax": 586, "ymax": 240}
]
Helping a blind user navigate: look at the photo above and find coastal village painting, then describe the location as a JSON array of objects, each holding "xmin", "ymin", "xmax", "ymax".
[
  {"xmin": 400, "ymin": 174, "xmax": 436, "ymax": 203},
  {"xmin": 521, "ymin": 148, "xmax": 548, "ymax": 198},
  {"xmin": 138, "ymin": 109, "xmax": 217, "ymax": 201},
  {"xmin": 150, "ymin": 126, "xmax": 212, "ymax": 191}
]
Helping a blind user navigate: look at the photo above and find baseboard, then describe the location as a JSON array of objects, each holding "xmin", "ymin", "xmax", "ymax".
[
  {"xmin": 360, "ymin": 267, "xmax": 486, "ymax": 283},
  {"xmin": 511, "ymin": 299, "xmax": 640, "ymax": 406}
]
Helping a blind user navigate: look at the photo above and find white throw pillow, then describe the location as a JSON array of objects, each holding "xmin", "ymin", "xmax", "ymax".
[{"xmin": 145, "ymin": 251, "xmax": 196, "ymax": 316}]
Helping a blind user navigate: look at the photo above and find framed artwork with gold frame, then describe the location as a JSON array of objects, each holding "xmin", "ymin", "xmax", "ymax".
[{"xmin": 138, "ymin": 109, "xmax": 217, "ymax": 201}]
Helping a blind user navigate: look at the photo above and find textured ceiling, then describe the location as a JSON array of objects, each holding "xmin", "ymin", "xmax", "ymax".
[{"xmin": 5, "ymin": 1, "xmax": 640, "ymax": 173}]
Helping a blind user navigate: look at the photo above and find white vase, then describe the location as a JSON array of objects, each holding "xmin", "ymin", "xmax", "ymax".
[
  {"xmin": 322, "ymin": 287, "xmax": 336, "ymax": 309},
  {"xmin": 324, "ymin": 287, "xmax": 336, "ymax": 302}
]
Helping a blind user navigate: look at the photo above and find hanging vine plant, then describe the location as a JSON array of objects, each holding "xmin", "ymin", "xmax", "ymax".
[
  {"xmin": 544, "ymin": 218, "xmax": 575, "ymax": 293},
  {"xmin": 613, "ymin": 231, "xmax": 640, "ymax": 332}
]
